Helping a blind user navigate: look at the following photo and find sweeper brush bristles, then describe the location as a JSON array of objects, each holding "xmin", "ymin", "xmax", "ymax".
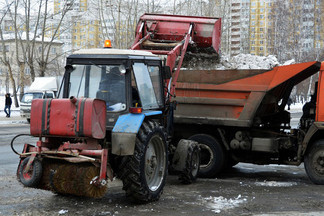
[
  {"xmin": 37, "ymin": 160, "xmax": 59, "ymax": 190},
  {"xmin": 50, "ymin": 163, "xmax": 108, "ymax": 198}
]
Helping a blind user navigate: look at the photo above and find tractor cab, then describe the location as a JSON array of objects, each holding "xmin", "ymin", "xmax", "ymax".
[{"xmin": 60, "ymin": 48, "xmax": 168, "ymax": 129}]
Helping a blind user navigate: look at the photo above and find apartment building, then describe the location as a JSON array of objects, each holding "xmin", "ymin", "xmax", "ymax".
[
  {"xmin": 0, "ymin": 37, "xmax": 63, "ymax": 93},
  {"xmin": 249, "ymin": 0, "xmax": 273, "ymax": 56},
  {"xmin": 229, "ymin": 0, "xmax": 250, "ymax": 56},
  {"xmin": 314, "ymin": 0, "xmax": 324, "ymax": 51}
]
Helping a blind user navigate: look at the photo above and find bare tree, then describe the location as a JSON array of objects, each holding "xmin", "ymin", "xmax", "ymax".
[
  {"xmin": 36, "ymin": 0, "xmax": 73, "ymax": 77},
  {"xmin": 0, "ymin": 1, "xmax": 19, "ymax": 107}
]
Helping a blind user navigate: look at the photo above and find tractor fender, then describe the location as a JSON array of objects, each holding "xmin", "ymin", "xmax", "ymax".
[{"xmin": 111, "ymin": 111, "xmax": 162, "ymax": 155}]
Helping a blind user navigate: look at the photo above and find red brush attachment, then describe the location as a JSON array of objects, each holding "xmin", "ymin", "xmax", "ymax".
[{"xmin": 30, "ymin": 97, "xmax": 106, "ymax": 139}]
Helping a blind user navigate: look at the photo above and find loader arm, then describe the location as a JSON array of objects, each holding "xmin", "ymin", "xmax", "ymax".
[{"xmin": 131, "ymin": 13, "xmax": 221, "ymax": 100}]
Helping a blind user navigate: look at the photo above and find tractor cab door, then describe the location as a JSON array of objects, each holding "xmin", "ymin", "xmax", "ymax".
[{"xmin": 132, "ymin": 62, "xmax": 164, "ymax": 110}]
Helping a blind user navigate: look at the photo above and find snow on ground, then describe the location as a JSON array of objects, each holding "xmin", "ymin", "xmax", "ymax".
[
  {"xmin": 199, "ymin": 195, "xmax": 248, "ymax": 214},
  {"xmin": 285, "ymin": 102, "xmax": 303, "ymax": 113},
  {"xmin": 255, "ymin": 181, "xmax": 297, "ymax": 187}
]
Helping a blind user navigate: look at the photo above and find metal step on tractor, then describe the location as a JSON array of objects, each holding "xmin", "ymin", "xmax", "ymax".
[{"xmin": 12, "ymin": 13, "xmax": 222, "ymax": 203}]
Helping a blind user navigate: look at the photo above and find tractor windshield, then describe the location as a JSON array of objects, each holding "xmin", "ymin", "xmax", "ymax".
[{"xmin": 68, "ymin": 64, "xmax": 126, "ymax": 112}]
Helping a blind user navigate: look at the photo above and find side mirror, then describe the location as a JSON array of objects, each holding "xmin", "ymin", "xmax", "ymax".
[
  {"xmin": 162, "ymin": 66, "xmax": 172, "ymax": 79},
  {"xmin": 65, "ymin": 65, "xmax": 75, "ymax": 73}
]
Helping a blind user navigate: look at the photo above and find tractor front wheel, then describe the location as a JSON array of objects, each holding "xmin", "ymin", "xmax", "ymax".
[
  {"xmin": 119, "ymin": 120, "xmax": 168, "ymax": 203},
  {"xmin": 179, "ymin": 143, "xmax": 200, "ymax": 184},
  {"xmin": 189, "ymin": 134, "xmax": 226, "ymax": 178}
]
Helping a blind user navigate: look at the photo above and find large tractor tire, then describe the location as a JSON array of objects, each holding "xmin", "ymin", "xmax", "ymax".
[
  {"xmin": 189, "ymin": 134, "xmax": 226, "ymax": 178},
  {"xmin": 18, "ymin": 156, "xmax": 42, "ymax": 187},
  {"xmin": 304, "ymin": 140, "xmax": 324, "ymax": 184},
  {"xmin": 119, "ymin": 120, "xmax": 168, "ymax": 203}
]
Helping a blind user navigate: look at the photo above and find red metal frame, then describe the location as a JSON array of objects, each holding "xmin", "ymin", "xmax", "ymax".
[
  {"xmin": 131, "ymin": 13, "xmax": 221, "ymax": 100},
  {"xmin": 20, "ymin": 138, "xmax": 110, "ymax": 186}
]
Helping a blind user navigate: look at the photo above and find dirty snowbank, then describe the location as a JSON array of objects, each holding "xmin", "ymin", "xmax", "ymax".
[{"xmin": 255, "ymin": 181, "xmax": 297, "ymax": 187}]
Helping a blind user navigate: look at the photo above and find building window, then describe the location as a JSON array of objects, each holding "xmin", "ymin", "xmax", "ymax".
[
  {"xmin": 52, "ymin": 47, "xmax": 56, "ymax": 54},
  {"xmin": 0, "ymin": 45, "xmax": 9, "ymax": 52},
  {"xmin": 25, "ymin": 67, "xmax": 30, "ymax": 75},
  {"xmin": 260, "ymin": 40, "xmax": 264, "ymax": 44},
  {"xmin": 260, "ymin": 47, "xmax": 263, "ymax": 51},
  {"xmin": 260, "ymin": 28, "xmax": 264, "ymax": 32}
]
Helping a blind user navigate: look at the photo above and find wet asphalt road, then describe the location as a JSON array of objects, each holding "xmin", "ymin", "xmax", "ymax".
[{"xmin": 0, "ymin": 115, "xmax": 324, "ymax": 216}]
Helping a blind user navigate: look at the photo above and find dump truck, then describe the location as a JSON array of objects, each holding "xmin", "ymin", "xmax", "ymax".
[
  {"xmin": 172, "ymin": 61, "xmax": 324, "ymax": 184},
  {"xmin": 12, "ymin": 13, "xmax": 221, "ymax": 202}
]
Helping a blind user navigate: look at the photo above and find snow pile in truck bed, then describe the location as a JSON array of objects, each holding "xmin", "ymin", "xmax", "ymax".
[
  {"xmin": 183, "ymin": 53, "xmax": 295, "ymax": 70},
  {"xmin": 216, "ymin": 54, "xmax": 280, "ymax": 70}
]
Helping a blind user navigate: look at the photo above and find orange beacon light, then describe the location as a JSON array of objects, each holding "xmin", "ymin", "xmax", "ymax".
[{"xmin": 104, "ymin": 40, "xmax": 112, "ymax": 48}]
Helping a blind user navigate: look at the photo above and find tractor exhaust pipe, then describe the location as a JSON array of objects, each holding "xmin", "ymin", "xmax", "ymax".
[{"xmin": 70, "ymin": 96, "xmax": 77, "ymax": 104}]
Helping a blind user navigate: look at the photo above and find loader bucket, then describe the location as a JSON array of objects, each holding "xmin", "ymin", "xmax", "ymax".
[{"xmin": 134, "ymin": 13, "xmax": 221, "ymax": 54}]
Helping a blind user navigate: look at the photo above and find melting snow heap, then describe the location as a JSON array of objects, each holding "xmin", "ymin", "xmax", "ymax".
[
  {"xmin": 221, "ymin": 54, "xmax": 279, "ymax": 69},
  {"xmin": 216, "ymin": 54, "xmax": 295, "ymax": 70},
  {"xmin": 185, "ymin": 53, "xmax": 295, "ymax": 70}
]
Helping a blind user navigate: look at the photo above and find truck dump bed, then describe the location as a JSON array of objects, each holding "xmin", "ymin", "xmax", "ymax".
[{"xmin": 174, "ymin": 61, "xmax": 321, "ymax": 127}]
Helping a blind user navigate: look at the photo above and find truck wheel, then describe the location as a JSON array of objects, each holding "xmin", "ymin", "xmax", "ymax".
[
  {"xmin": 189, "ymin": 134, "xmax": 226, "ymax": 178},
  {"xmin": 18, "ymin": 157, "xmax": 42, "ymax": 187},
  {"xmin": 179, "ymin": 144, "xmax": 200, "ymax": 184},
  {"xmin": 304, "ymin": 140, "xmax": 324, "ymax": 184},
  {"xmin": 119, "ymin": 120, "xmax": 168, "ymax": 203}
]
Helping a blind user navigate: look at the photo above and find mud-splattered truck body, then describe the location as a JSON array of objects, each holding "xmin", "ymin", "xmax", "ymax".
[{"xmin": 172, "ymin": 61, "xmax": 324, "ymax": 184}]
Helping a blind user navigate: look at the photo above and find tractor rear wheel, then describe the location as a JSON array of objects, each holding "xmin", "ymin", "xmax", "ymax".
[
  {"xmin": 119, "ymin": 120, "xmax": 168, "ymax": 203},
  {"xmin": 18, "ymin": 156, "xmax": 42, "ymax": 187},
  {"xmin": 189, "ymin": 134, "xmax": 226, "ymax": 178},
  {"xmin": 304, "ymin": 140, "xmax": 324, "ymax": 184}
]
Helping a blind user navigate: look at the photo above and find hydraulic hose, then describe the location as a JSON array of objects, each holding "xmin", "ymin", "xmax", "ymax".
[{"xmin": 11, "ymin": 134, "xmax": 32, "ymax": 156}]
